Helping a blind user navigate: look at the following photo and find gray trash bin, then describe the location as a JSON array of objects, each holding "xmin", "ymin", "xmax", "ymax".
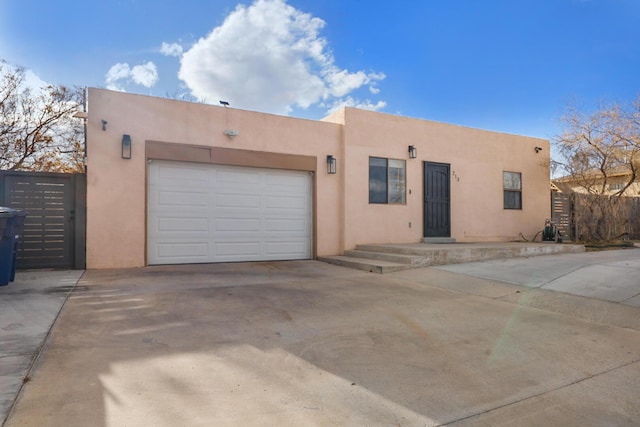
[{"xmin": 0, "ymin": 207, "xmax": 27, "ymax": 286}]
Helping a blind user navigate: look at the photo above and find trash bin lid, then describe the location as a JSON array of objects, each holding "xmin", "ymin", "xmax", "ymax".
[{"xmin": 0, "ymin": 207, "xmax": 27, "ymax": 217}]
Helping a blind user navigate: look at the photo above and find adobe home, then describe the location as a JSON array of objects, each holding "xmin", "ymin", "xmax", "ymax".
[{"xmin": 85, "ymin": 88, "xmax": 549, "ymax": 269}]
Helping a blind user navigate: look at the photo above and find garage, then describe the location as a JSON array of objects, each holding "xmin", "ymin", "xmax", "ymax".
[{"xmin": 147, "ymin": 160, "xmax": 313, "ymax": 265}]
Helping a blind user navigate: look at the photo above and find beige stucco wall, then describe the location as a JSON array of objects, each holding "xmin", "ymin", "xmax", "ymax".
[
  {"xmin": 86, "ymin": 89, "xmax": 343, "ymax": 268},
  {"xmin": 86, "ymin": 88, "xmax": 550, "ymax": 269},
  {"xmin": 324, "ymin": 108, "xmax": 550, "ymax": 248}
]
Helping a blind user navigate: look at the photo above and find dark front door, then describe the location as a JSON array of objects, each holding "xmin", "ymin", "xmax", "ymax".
[{"xmin": 424, "ymin": 162, "xmax": 451, "ymax": 237}]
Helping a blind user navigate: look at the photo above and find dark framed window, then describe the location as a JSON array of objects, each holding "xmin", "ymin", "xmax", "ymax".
[
  {"xmin": 610, "ymin": 182, "xmax": 625, "ymax": 191},
  {"xmin": 503, "ymin": 171, "xmax": 522, "ymax": 210},
  {"xmin": 369, "ymin": 157, "xmax": 406, "ymax": 204}
]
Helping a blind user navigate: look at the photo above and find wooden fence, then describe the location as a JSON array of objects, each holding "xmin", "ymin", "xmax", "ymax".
[{"xmin": 552, "ymin": 192, "xmax": 640, "ymax": 242}]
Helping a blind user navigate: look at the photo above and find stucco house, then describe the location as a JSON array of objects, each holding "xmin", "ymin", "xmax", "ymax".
[
  {"xmin": 85, "ymin": 88, "xmax": 550, "ymax": 269},
  {"xmin": 552, "ymin": 166, "xmax": 640, "ymax": 197}
]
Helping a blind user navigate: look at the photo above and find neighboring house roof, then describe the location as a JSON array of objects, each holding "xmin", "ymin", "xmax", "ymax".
[
  {"xmin": 554, "ymin": 166, "xmax": 637, "ymax": 183},
  {"xmin": 551, "ymin": 173, "xmax": 640, "ymax": 196},
  {"xmin": 550, "ymin": 180, "xmax": 577, "ymax": 194}
]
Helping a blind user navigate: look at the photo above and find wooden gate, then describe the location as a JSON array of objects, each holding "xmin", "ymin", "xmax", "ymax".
[
  {"xmin": 551, "ymin": 192, "xmax": 572, "ymax": 240},
  {"xmin": 0, "ymin": 171, "xmax": 86, "ymax": 270}
]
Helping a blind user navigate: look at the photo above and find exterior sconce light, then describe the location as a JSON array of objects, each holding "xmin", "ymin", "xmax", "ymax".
[
  {"xmin": 121, "ymin": 134, "xmax": 132, "ymax": 159},
  {"xmin": 534, "ymin": 146, "xmax": 542, "ymax": 153},
  {"xmin": 408, "ymin": 145, "xmax": 417, "ymax": 159},
  {"xmin": 327, "ymin": 155, "xmax": 337, "ymax": 174},
  {"xmin": 101, "ymin": 120, "xmax": 108, "ymax": 131},
  {"xmin": 224, "ymin": 129, "xmax": 239, "ymax": 140}
]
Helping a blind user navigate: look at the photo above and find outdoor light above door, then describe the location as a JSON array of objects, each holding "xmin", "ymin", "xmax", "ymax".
[
  {"xmin": 408, "ymin": 145, "xmax": 417, "ymax": 159},
  {"xmin": 122, "ymin": 134, "xmax": 132, "ymax": 159},
  {"xmin": 327, "ymin": 155, "xmax": 337, "ymax": 174}
]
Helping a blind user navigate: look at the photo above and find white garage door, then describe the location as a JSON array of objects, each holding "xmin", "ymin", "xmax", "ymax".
[{"xmin": 147, "ymin": 160, "xmax": 312, "ymax": 265}]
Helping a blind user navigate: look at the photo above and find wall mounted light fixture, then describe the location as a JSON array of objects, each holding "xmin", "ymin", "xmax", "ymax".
[
  {"xmin": 327, "ymin": 155, "xmax": 337, "ymax": 174},
  {"xmin": 224, "ymin": 129, "xmax": 239, "ymax": 140},
  {"xmin": 122, "ymin": 134, "xmax": 132, "ymax": 159},
  {"xmin": 101, "ymin": 120, "xmax": 108, "ymax": 131},
  {"xmin": 534, "ymin": 146, "xmax": 542, "ymax": 153},
  {"xmin": 408, "ymin": 145, "xmax": 417, "ymax": 159}
]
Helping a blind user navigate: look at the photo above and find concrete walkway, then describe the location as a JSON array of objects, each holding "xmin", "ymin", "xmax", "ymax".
[
  {"xmin": 435, "ymin": 248, "xmax": 640, "ymax": 306},
  {"xmin": 3, "ymin": 253, "xmax": 640, "ymax": 427},
  {"xmin": 0, "ymin": 270, "xmax": 84, "ymax": 425}
]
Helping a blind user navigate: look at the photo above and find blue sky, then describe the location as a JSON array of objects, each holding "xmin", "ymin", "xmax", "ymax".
[{"xmin": 1, "ymin": 0, "xmax": 639, "ymax": 141}]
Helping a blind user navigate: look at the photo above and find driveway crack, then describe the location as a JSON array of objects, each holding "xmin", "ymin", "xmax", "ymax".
[
  {"xmin": 622, "ymin": 291, "xmax": 640, "ymax": 303},
  {"xmin": 438, "ymin": 358, "xmax": 640, "ymax": 426}
]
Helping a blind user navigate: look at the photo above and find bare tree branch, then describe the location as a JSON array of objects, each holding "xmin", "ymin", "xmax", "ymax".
[
  {"xmin": 0, "ymin": 60, "xmax": 84, "ymax": 172},
  {"xmin": 554, "ymin": 95, "xmax": 640, "ymax": 241}
]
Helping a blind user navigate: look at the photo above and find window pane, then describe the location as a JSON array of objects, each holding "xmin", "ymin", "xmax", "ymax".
[
  {"xmin": 388, "ymin": 159, "xmax": 406, "ymax": 204},
  {"xmin": 504, "ymin": 190, "xmax": 522, "ymax": 209},
  {"xmin": 369, "ymin": 157, "xmax": 387, "ymax": 203},
  {"xmin": 370, "ymin": 157, "xmax": 387, "ymax": 168},
  {"xmin": 503, "ymin": 172, "xmax": 521, "ymax": 190}
]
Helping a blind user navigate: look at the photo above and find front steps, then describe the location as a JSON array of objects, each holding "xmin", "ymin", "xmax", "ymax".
[
  {"xmin": 319, "ymin": 242, "xmax": 585, "ymax": 274},
  {"xmin": 315, "ymin": 255, "xmax": 411, "ymax": 274},
  {"xmin": 421, "ymin": 237, "xmax": 457, "ymax": 244}
]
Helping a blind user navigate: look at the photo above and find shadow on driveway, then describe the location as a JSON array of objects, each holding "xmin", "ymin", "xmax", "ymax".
[{"xmin": 5, "ymin": 260, "xmax": 640, "ymax": 426}]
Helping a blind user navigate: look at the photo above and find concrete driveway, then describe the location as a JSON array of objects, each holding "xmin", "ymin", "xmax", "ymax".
[
  {"xmin": 435, "ymin": 248, "xmax": 640, "ymax": 306},
  {"xmin": 4, "ymin": 252, "xmax": 640, "ymax": 426}
]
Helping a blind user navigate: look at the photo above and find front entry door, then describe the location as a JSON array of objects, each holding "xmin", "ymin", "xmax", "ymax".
[{"xmin": 424, "ymin": 162, "xmax": 451, "ymax": 237}]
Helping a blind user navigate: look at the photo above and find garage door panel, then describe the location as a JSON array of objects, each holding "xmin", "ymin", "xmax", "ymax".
[
  {"xmin": 266, "ymin": 194, "xmax": 307, "ymax": 209},
  {"xmin": 156, "ymin": 242, "xmax": 209, "ymax": 259},
  {"xmin": 156, "ymin": 164, "xmax": 210, "ymax": 185},
  {"xmin": 158, "ymin": 190, "xmax": 209, "ymax": 207},
  {"xmin": 216, "ymin": 193, "xmax": 261, "ymax": 208},
  {"xmin": 266, "ymin": 240, "xmax": 310, "ymax": 256},
  {"xmin": 157, "ymin": 217, "xmax": 209, "ymax": 232},
  {"xmin": 266, "ymin": 218, "xmax": 306, "ymax": 232},
  {"xmin": 266, "ymin": 172, "xmax": 308, "ymax": 187},
  {"xmin": 148, "ymin": 160, "xmax": 312, "ymax": 265},
  {"xmin": 214, "ymin": 241, "xmax": 261, "ymax": 257},
  {"xmin": 216, "ymin": 170, "xmax": 261, "ymax": 185},
  {"xmin": 215, "ymin": 218, "xmax": 261, "ymax": 232}
]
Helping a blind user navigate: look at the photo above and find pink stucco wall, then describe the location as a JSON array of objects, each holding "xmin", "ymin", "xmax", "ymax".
[
  {"xmin": 323, "ymin": 108, "xmax": 550, "ymax": 249},
  {"xmin": 86, "ymin": 88, "xmax": 549, "ymax": 269},
  {"xmin": 86, "ymin": 89, "xmax": 343, "ymax": 268}
]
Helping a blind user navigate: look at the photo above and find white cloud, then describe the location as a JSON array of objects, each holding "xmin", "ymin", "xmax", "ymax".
[
  {"xmin": 160, "ymin": 42, "xmax": 184, "ymax": 57},
  {"xmin": 178, "ymin": 0, "xmax": 385, "ymax": 115},
  {"xmin": 131, "ymin": 62, "xmax": 159, "ymax": 87},
  {"xmin": 325, "ymin": 97, "xmax": 387, "ymax": 115},
  {"xmin": 105, "ymin": 63, "xmax": 130, "ymax": 91},
  {"xmin": 105, "ymin": 61, "xmax": 158, "ymax": 91},
  {"xmin": 369, "ymin": 86, "xmax": 381, "ymax": 95}
]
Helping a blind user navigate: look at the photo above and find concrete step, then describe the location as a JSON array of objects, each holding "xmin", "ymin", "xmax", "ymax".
[
  {"xmin": 317, "ymin": 256, "xmax": 411, "ymax": 274},
  {"xmin": 323, "ymin": 242, "xmax": 585, "ymax": 274},
  {"xmin": 355, "ymin": 244, "xmax": 432, "ymax": 256},
  {"xmin": 422, "ymin": 237, "xmax": 457, "ymax": 244},
  {"xmin": 356, "ymin": 243, "xmax": 584, "ymax": 259},
  {"xmin": 343, "ymin": 250, "xmax": 426, "ymax": 266}
]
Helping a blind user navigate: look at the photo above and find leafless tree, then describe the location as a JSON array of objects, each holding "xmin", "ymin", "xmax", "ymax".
[
  {"xmin": 0, "ymin": 60, "xmax": 85, "ymax": 172},
  {"xmin": 555, "ymin": 96, "xmax": 640, "ymax": 195},
  {"xmin": 555, "ymin": 96, "xmax": 640, "ymax": 241}
]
